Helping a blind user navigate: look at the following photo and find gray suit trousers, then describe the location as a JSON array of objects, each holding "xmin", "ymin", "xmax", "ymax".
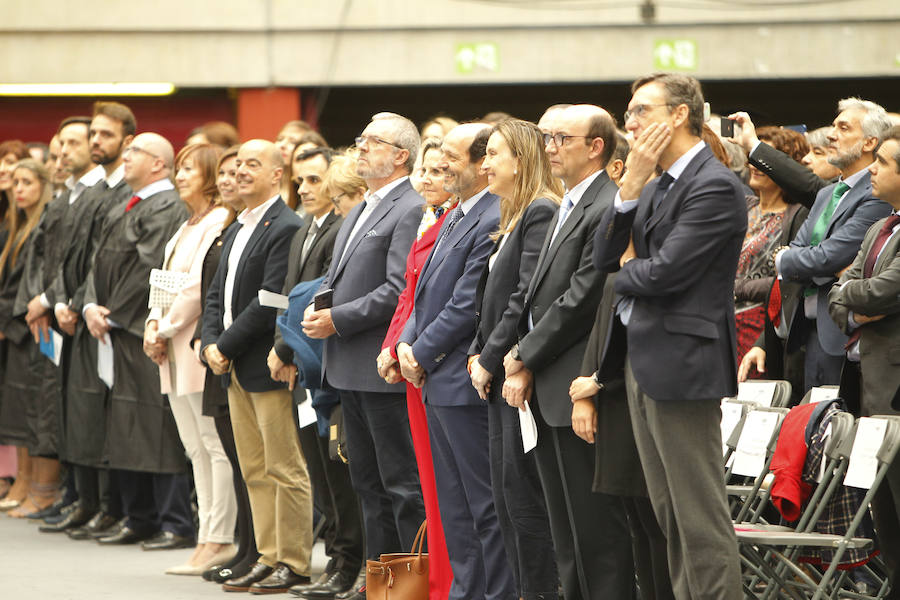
[{"xmin": 625, "ymin": 361, "xmax": 742, "ymax": 600}]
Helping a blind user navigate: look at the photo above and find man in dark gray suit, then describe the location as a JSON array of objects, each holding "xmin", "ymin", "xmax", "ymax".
[
  {"xmin": 828, "ymin": 126, "xmax": 900, "ymax": 597},
  {"xmin": 303, "ymin": 113, "xmax": 425, "ymax": 600},
  {"xmin": 594, "ymin": 73, "xmax": 746, "ymax": 600},
  {"xmin": 769, "ymin": 98, "xmax": 892, "ymax": 390},
  {"xmin": 502, "ymin": 104, "xmax": 633, "ymax": 600}
]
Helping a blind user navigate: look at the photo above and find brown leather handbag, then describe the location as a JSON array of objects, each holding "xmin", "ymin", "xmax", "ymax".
[{"xmin": 366, "ymin": 520, "xmax": 429, "ymax": 600}]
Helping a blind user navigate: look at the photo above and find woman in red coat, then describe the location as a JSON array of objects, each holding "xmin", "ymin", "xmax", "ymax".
[{"xmin": 377, "ymin": 138, "xmax": 455, "ymax": 600}]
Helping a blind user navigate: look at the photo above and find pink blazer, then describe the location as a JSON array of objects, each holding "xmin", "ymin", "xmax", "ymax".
[{"xmin": 150, "ymin": 206, "xmax": 230, "ymax": 396}]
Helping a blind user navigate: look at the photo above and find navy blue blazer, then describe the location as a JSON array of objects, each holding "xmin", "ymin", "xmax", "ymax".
[
  {"xmin": 319, "ymin": 178, "xmax": 423, "ymax": 393},
  {"xmin": 399, "ymin": 191, "xmax": 500, "ymax": 407},
  {"xmin": 595, "ymin": 144, "xmax": 747, "ymax": 402},
  {"xmin": 779, "ymin": 172, "xmax": 890, "ymax": 356},
  {"xmin": 201, "ymin": 197, "xmax": 303, "ymax": 393}
]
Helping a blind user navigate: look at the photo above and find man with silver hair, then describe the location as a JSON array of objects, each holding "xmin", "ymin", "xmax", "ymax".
[
  {"xmin": 760, "ymin": 97, "xmax": 893, "ymax": 392},
  {"xmin": 303, "ymin": 112, "xmax": 426, "ymax": 600}
]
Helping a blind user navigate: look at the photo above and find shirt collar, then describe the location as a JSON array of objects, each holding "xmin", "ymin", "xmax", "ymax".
[
  {"xmin": 238, "ymin": 194, "xmax": 280, "ymax": 226},
  {"xmin": 840, "ymin": 164, "xmax": 871, "ymax": 189},
  {"xmin": 565, "ymin": 170, "xmax": 603, "ymax": 206},
  {"xmin": 312, "ymin": 210, "xmax": 331, "ymax": 228},
  {"xmin": 106, "ymin": 163, "xmax": 125, "ymax": 188},
  {"xmin": 368, "ymin": 176, "xmax": 409, "ymax": 204},
  {"xmin": 665, "ymin": 140, "xmax": 707, "ymax": 183},
  {"xmin": 133, "ymin": 177, "xmax": 175, "ymax": 200},
  {"xmin": 65, "ymin": 165, "xmax": 105, "ymax": 191},
  {"xmin": 459, "ymin": 186, "xmax": 489, "ymax": 215}
]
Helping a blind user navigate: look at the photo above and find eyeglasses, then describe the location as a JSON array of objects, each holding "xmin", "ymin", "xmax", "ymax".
[
  {"xmin": 623, "ymin": 103, "xmax": 672, "ymax": 123},
  {"xmin": 123, "ymin": 145, "xmax": 159, "ymax": 159},
  {"xmin": 543, "ymin": 133, "xmax": 589, "ymax": 147},
  {"xmin": 331, "ymin": 192, "xmax": 347, "ymax": 207},
  {"xmin": 354, "ymin": 135, "xmax": 401, "ymax": 150}
]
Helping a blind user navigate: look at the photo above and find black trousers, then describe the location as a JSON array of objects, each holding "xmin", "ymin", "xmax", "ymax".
[
  {"xmin": 623, "ymin": 496, "xmax": 675, "ymax": 600},
  {"xmin": 532, "ymin": 398, "xmax": 634, "ymax": 600},
  {"xmin": 297, "ymin": 421, "xmax": 364, "ymax": 575},
  {"xmin": 116, "ymin": 469, "xmax": 193, "ymax": 537},
  {"xmin": 339, "ymin": 389, "xmax": 424, "ymax": 559},
  {"xmin": 73, "ymin": 464, "xmax": 119, "ymax": 516},
  {"xmin": 488, "ymin": 400, "xmax": 558, "ymax": 599},
  {"xmin": 214, "ymin": 412, "xmax": 257, "ymax": 563}
]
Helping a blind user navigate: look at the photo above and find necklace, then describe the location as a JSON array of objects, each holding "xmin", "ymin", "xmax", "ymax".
[{"xmin": 187, "ymin": 201, "xmax": 215, "ymax": 225}]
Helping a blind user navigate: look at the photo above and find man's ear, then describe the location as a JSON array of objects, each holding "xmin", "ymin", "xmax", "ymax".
[{"xmin": 588, "ymin": 137, "xmax": 605, "ymax": 161}]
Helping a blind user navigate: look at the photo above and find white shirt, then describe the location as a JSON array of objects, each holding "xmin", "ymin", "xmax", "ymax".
[
  {"xmin": 106, "ymin": 163, "xmax": 125, "ymax": 188},
  {"xmin": 337, "ymin": 176, "xmax": 408, "ymax": 268},
  {"xmin": 223, "ymin": 195, "xmax": 280, "ymax": 330},
  {"xmin": 65, "ymin": 165, "xmax": 105, "ymax": 205}
]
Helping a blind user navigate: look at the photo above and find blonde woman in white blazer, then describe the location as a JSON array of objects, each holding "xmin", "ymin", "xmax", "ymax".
[{"xmin": 144, "ymin": 143, "xmax": 237, "ymax": 575}]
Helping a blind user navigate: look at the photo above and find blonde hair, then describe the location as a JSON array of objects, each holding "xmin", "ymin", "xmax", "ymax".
[
  {"xmin": 322, "ymin": 150, "xmax": 367, "ymax": 199},
  {"xmin": 491, "ymin": 119, "xmax": 562, "ymax": 240},
  {"xmin": 0, "ymin": 159, "xmax": 51, "ymax": 279}
]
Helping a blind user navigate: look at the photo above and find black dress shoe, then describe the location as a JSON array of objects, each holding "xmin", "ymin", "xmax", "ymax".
[
  {"xmin": 91, "ymin": 516, "xmax": 127, "ymax": 539},
  {"xmin": 97, "ymin": 525, "xmax": 154, "ymax": 545},
  {"xmin": 141, "ymin": 530, "xmax": 195, "ymax": 551},
  {"xmin": 38, "ymin": 506, "xmax": 96, "ymax": 533},
  {"xmin": 334, "ymin": 586, "xmax": 365, "ymax": 600},
  {"xmin": 291, "ymin": 569, "xmax": 356, "ymax": 598},
  {"xmin": 67, "ymin": 512, "xmax": 119, "ymax": 540},
  {"xmin": 202, "ymin": 564, "xmax": 224, "ymax": 582},
  {"xmin": 223, "ymin": 562, "xmax": 274, "ymax": 592},
  {"xmin": 250, "ymin": 564, "xmax": 309, "ymax": 594},
  {"xmin": 41, "ymin": 501, "xmax": 78, "ymax": 525}
]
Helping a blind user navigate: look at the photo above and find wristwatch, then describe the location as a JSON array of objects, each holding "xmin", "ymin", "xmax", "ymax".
[
  {"xmin": 591, "ymin": 371, "xmax": 605, "ymax": 391},
  {"xmin": 510, "ymin": 343, "xmax": 521, "ymax": 361}
]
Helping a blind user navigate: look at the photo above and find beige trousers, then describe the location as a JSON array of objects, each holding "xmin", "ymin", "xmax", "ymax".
[{"xmin": 228, "ymin": 373, "xmax": 312, "ymax": 575}]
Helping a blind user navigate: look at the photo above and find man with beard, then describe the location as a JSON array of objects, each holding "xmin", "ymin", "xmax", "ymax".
[
  {"xmin": 770, "ymin": 98, "xmax": 892, "ymax": 389},
  {"xmin": 304, "ymin": 113, "xmax": 425, "ymax": 600}
]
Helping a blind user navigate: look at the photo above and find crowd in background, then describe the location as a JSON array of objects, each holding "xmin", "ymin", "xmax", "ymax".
[{"xmin": 0, "ymin": 72, "xmax": 899, "ymax": 600}]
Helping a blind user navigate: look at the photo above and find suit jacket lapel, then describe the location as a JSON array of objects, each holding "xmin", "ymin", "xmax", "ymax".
[
  {"xmin": 233, "ymin": 199, "xmax": 285, "ymax": 291},
  {"xmin": 333, "ymin": 180, "xmax": 410, "ymax": 280},
  {"xmin": 644, "ymin": 148, "xmax": 711, "ymax": 237},
  {"xmin": 873, "ymin": 219, "xmax": 900, "ymax": 275},
  {"xmin": 298, "ymin": 211, "xmax": 338, "ymax": 272}
]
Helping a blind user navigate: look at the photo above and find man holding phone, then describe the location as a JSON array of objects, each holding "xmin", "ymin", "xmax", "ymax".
[{"xmin": 303, "ymin": 113, "xmax": 426, "ymax": 600}]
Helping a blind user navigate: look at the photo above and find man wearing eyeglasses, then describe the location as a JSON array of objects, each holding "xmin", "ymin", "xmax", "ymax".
[
  {"xmin": 303, "ymin": 113, "xmax": 425, "ymax": 600},
  {"xmin": 82, "ymin": 132, "xmax": 196, "ymax": 550},
  {"xmin": 501, "ymin": 104, "xmax": 633, "ymax": 600},
  {"xmin": 594, "ymin": 73, "xmax": 746, "ymax": 600}
]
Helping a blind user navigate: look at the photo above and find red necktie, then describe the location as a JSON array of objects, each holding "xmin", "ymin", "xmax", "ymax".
[
  {"xmin": 845, "ymin": 214, "xmax": 900, "ymax": 350},
  {"xmin": 767, "ymin": 279, "xmax": 782, "ymax": 327},
  {"xmin": 125, "ymin": 194, "xmax": 141, "ymax": 212}
]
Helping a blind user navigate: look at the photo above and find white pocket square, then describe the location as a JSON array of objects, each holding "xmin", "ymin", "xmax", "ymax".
[{"xmin": 364, "ymin": 229, "xmax": 378, "ymax": 238}]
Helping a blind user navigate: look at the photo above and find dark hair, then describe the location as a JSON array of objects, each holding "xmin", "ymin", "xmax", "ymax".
[
  {"xmin": 58, "ymin": 116, "xmax": 92, "ymax": 135},
  {"xmin": 757, "ymin": 126, "xmax": 810, "ymax": 164},
  {"xmin": 631, "ymin": 72, "xmax": 704, "ymax": 137},
  {"xmin": 294, "ymin": 146, "xmax": 336, "ymax": 167},
  {"xmin": 93, "ymin": 101, "xmax": 137, "ymax": 137},
  {"xmin": 586, "ymin": 111, "xmax": 618, "ymax": 166},
  {"xmin": 298, "ymin": 130, "xmax": 328, "ymax": 148},
  {"xmin": 611, "ymin": 131, "xmax": 630, "ymax": 165},
  {"xmin": 876, "ymin": 125, "xmax": 900, "ymax": 173},
  {"xmin": 468, "ymin": 127, "xmax": 491, "ymax": 163},
  {"xmin": 481, "ymin": 111, "xmax": 514, "ymax": 125},
  {"xmin": 175, "ymin": 143, "xmax": 223, "ymax": 204}
]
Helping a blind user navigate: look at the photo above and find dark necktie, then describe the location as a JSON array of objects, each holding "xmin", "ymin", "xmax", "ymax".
[
  {"xmin": 434, "ymin": 206, "xmax": 447, "ymax": 219},
  {"xmin": 651, "ymin": 172, "xmax": 675, "ymax": 212},
  {"xmin": 300, "ymin": 221, "xmax": 320, "ymax": 264},
  {"xmin": 434, "ymin": 205, "xmax": 463, "ymax": 252},
  {"xmin": 125, "ymin": 194, "xmax": 141, "ymax": 212},
  {"xmin": 844, "ymin": 213, "xmax": 900, "ymax": 350}
]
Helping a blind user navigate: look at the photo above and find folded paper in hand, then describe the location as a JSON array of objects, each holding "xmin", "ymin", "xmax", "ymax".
[{"xmin": 258, "ymin": 289, "xmax": 290, "ymax": 310}]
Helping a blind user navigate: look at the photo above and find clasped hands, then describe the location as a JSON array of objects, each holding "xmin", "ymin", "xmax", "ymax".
[
  {"xmin": 142, "ymin": 320, "xmax": 167, "ymax": 365},
  {"xmin": 376, "ymin": 347, "xmax": 404, "ymax": 385},
  {"xmin": 502, "ymin": 350, "xmax": 532, "ymax": 410},
  {"xmin": 267, "ymin": 348, "xmax": 297, "ymax": 390},
  {"xmin": 25, "ymin": 295, "xmax": 51, "ymax": 344},
  {"xmin": 397, "ymin": 343, "xmax": 425, "ymax": 388}
]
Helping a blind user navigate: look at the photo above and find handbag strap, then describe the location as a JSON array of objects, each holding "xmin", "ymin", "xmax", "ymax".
[{"xmin": 411, "ymin": 520, "xmax": 427, "ymax": 557}]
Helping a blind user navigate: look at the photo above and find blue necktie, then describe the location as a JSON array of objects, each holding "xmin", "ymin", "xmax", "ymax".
[
  {"xmin": 434, "ymin": 206, "xmax": 463, "ymax": 252},
  {"xmin": 549, "ymin": 194, "xmax": 574, "ymax": 246}
]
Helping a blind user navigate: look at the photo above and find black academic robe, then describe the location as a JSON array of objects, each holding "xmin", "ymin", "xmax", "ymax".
[
  {"xmin": 63, "ymin": 179, "xmax": 132, "ymax": 467},
  {"xmin": 83, "ymin": 187, "xmax": 188, "ymax": 474}
]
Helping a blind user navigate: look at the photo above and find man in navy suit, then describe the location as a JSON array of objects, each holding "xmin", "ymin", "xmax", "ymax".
[
  {"xmin": 762, "ymin": 98, "xmax": 892, "ymax": 390},
  {"xmin": 396, "ymin": 123, "xmax": 514, "ymax": 600},
  {"xmin": 304, "ymin": 113, "xmax": 425, "ymax": 600},
  {"xmin": 201, "ymin": 139, "xmax": 311, "ymax": 593},
  {"xmin": 594, "ymin": 73, "xmax": 746, "ymax": 600}
]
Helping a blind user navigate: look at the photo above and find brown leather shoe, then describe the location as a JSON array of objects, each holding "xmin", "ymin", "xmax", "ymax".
[
  {"xmin": 222, "ymin": 562, "xmax": 274, "ymax": 592},
  {"xmin": 250, "ymin": 564, "xmax": 310, "ymax": 594}
]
